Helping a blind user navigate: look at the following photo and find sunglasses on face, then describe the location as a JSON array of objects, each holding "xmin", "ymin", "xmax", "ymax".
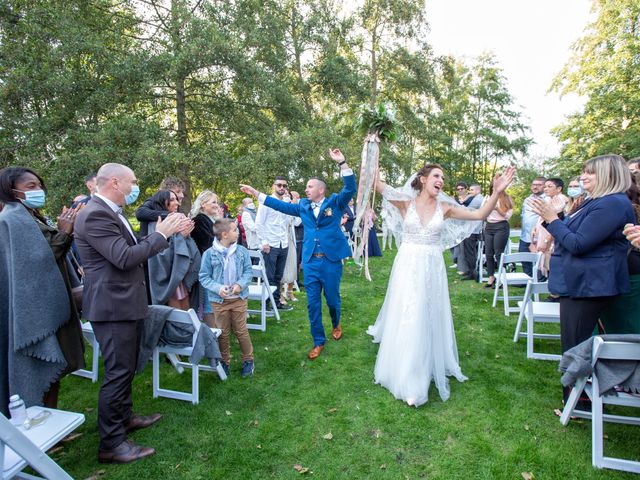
[{"xmin": 275, "ymin": 183, "xmax": 288, "ymax": 188}]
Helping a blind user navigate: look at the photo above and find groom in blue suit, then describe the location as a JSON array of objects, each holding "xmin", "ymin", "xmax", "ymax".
[{"xmin": 241, "ymin": 149, "xmax": 356, "ymax": 359}]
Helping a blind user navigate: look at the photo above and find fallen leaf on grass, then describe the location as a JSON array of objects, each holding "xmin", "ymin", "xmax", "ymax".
[
  {"xmin": 322, "ymin": 432, "xmax": 333, "ymax": 440},
  {"xmin": 82, "ymin": 470, "xmax": 106, "ymax": 480},
  {"xmin": 257, "ymin": 445, "xmax": 261, "ymax": 449},
  {"xmin": 62, "ymin": 432, "xmax": 83, "ymax": 442},
  {"xmin": 521, "ymin": 472, "xmax": 534, "ymax": 480},
  {"xmin": 48, "ymin": 446, "xmax": 64, "ymax": 455},
  {"xmin": 327, "ymin": 408, "xmax": 338, "ymax": 413},
  {"xmin": 264, "ymin": 347, "xmax": 269, "ymax": 351},
  {"xmin": 175, "ymin": 463, "xmax": 181, "ymax": 469},
  {"xmin": 85, "ymin": 407, "xmax": 94, "ymax": 413},
  {"xmin": 368, "ymin": 429, "xmax": 382, "ymax": 439},
  {"xmin": 225, "ymin": 410, "xmax": 232, "ymax": 416},
  {"xmin": 495, "ymin": 354, "xmax": 501, "ymax": 359},
  {"xmin": 465, "ymin": 351, "xmax": 471, "ymax": 357},
  {"xmin": 379, "ymin": 464, "xmax": 386, "ymax": 469},
  {"xmin": 445, "ymin": 433, "xmax": 455, "ymax": 446},
  {"xmin": 293, "ymin": 464, "xmax": 310, "ymax": 474},
  {"xmin": 524, "ymin": 425, "xmax": 530, "ymax": 431}
]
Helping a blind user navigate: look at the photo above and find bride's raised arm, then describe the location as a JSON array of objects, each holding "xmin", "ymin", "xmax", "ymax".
[
  {"xmin": 445, "ymin": 166, "xmax": 516, "ymax": 221},
  {"xmin": 375, "ymin": 170, "xmax": 409, "ymax": 217}
]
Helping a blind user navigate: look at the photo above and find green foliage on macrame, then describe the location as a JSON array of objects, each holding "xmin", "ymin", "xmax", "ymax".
[{"xmin": 356, "ymin": 103, "xmax": 399, "ymax": 143}]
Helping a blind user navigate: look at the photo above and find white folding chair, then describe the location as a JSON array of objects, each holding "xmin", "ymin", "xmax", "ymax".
[
  {"xmin": 513, "ymin": 281, "xmax": 561, "ymax": 360},
  {"xmin": 152, "ymin": 308, "xmax": 226, "ymax": 405},
  {"xmin": 71, "ymin": 321, "xmax": 100, "ymax": 383},
  {"xmin": 1, "ymin": 406, "xmax": 84, "ymax": 480},
  {"xmin": 492, "ymin": 252, "xmax": 541, "ymax": 316},
  {"xmin": 560, "ymin": 337, "xmax": 640, "ymax": 473},
  {"xmin": 246, "ymin": 250, "xmax": 280, "ymax": 332}
]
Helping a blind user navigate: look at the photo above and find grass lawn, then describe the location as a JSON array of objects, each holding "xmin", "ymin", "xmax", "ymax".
[{"xmin": 55, "ymin": 247, "xmax": 640, "ymax": 479}]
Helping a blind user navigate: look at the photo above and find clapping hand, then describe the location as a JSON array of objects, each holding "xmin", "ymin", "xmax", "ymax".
[
  {"xmin": 492, "ymin": 165, "xmax": 517, "ymax": 194},
  {"xmin": 530, "ymin": 197, "xmax": 559, "ymax": 223},
  {"xmin": 179, "ymin": 218, "xmax": 195, "ymax": 238},
  {"xmin": 624, "ymin": 223, "xmax": 640, "ymax": 249},
  {"xmin": 156, "ymin": 212, "xmax": 187, "ymax": 238},
  {"xmin": 57, "ymin": 204, "xmax": 84, "ymax": 234}
]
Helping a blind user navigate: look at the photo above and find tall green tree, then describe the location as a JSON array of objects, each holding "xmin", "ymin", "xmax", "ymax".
[{"xmin": 551, "ymin": 0, "xmax": 640, "ymax": 173}]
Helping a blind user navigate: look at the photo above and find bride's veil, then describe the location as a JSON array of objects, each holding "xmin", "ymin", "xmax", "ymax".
[{"xmin": 381, "ymin": 173, "xmax": 482, "ymax": 250}]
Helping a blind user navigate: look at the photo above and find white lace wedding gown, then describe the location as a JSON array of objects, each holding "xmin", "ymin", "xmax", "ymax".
[{"xmin": 367, "ymin": 199, "xmax": 468, "ymax": 407}]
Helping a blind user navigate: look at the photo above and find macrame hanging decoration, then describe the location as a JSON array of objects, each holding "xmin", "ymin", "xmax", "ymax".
[{"xmin": 352, "ymin": 104, "xmax": 398, "ymax": 281}]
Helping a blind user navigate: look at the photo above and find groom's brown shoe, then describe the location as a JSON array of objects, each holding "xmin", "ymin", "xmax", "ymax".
[
  {"xmin": 331, "ymin": 325, "xmax": 342, "ymax": 340},
  {"xmin": 308, "ymin": 345, "xmax": 324, "ymax": 360}
]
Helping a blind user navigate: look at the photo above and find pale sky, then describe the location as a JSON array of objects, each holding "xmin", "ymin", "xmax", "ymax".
[{"xmin": 425, "ymin": 0, "xmax": 595, "ymax": 159}]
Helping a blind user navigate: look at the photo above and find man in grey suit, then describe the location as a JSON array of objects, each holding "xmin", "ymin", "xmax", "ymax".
[{"xmin": 74, "ymin": 163, "xmax": 189, "ymax": 464}]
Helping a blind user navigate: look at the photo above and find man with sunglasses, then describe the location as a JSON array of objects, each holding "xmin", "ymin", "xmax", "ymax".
[{"xmin": 254, "ymin": 176, "xmax": 295, "ymax": 311}]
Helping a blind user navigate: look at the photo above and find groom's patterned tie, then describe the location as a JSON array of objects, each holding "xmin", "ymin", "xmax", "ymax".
[{"xmin": 311, "ymin": 201, "xmax": 322, "ymax": 218}]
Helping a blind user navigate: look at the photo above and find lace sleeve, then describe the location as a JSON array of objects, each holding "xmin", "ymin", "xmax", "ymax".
[
  {"xmin": 382, "ymin": 184, "xmax": 413, "ymax": 202},
  {"xmin": 380, "ymin": 183, "xmax": 415, "ymax": 247},
  {"xmin": 438, "ymin": 200, "xmax": 483, "ymax": 250}
]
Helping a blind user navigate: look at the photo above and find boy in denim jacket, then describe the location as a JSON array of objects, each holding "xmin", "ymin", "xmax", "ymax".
[{"xmin": 199, "ymin": 218, "xmax": 255, "ymax": 377}]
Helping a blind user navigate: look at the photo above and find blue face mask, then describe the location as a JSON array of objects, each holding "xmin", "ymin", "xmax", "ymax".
[
  {"xmin": 125, "ymin": 185, "xmax": 140, "ymax": 205},
  {"xmin": 15, "ymin": 189, "xmax": 46, "ymax": 209},
  {"xmin": 567, "ymin": 187, "xmax": 582, "ymax": 198}
]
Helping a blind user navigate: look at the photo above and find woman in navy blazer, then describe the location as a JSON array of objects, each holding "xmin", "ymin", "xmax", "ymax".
[{"xmin": 532, "ymin": 154, "xmax": 635, "ymax": 404}]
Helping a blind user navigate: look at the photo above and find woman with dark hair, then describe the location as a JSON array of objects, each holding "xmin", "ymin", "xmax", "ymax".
[
  {"xmin": 368, "ymin": 162, "xmax": 516, "ymax": 406},
  {"xmin": 137, "ymin": 190, "xmax": 201, "ymax": 310},
  {"xmin": 0, "ymin": 167, "xmax": 85, "ymax": 413},
  {"xmin": 531, "ymin": 154, "xmax": 635, "ymax": 409},
  {"xmin": 483, "ymin": 181, "xmax": 514, "ymax": 288}
]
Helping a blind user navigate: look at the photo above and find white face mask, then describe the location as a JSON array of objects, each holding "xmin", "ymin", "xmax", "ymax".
[
  {"xmin": 567, "ymin": 186, "xmax": 582, "ymax": 198},
  {"xmin": 245, "ymin": 203, "xmax": 255, "ymax": 210}
]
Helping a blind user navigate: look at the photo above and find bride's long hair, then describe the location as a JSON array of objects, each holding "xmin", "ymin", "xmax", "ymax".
[{"xmin": 410, "ymin": 163, "xmax": 444, "ymax": 192}]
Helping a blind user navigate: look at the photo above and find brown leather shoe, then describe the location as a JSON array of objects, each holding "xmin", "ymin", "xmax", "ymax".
[
  {"xmin": 98, "ymin": 439, "xmax": 156, "ymax": 464},
  {"xmin": 308, "ymin": 345, "xmax": 324, "ymax": 360},
  {"xmin": 125, "ymin": 413, "xmax": 162, "ymax": 433},
  {"xmin": 331, "ymin": 325, "xmax": 342, "ymax": 340}
]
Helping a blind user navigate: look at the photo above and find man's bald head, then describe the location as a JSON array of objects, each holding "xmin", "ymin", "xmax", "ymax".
[
  {"xmin": 96, "ymin": 163, "xmax": 133, "ymax": 188},
  {"xmin": 95, "ymin": 163, "xmax": 137, "ymax": 206}
]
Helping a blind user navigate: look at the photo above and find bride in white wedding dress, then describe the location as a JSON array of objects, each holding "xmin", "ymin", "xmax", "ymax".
[{"xmin": 367, "ymin": 163, "xmax": 516, "ymax": 407}]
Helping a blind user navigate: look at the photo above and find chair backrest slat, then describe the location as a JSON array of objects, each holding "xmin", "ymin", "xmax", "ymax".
[{"xmin": 593, "ymin": 338, "xmax": 640, "ymax": 362}]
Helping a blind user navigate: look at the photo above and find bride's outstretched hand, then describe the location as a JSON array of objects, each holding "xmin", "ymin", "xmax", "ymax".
[{"xmin": 492, "ymin": 166, "xmax": 517, "ymax": 193}]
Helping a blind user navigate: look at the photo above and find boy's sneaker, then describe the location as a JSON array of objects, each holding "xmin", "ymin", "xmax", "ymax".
[
  {"xmin": 219, "ymin": 361, "xmax": 230, "ymax": 377},
  {"xmin": 241, "ymin": 361, "xmax": 255, "ymax": 378}
]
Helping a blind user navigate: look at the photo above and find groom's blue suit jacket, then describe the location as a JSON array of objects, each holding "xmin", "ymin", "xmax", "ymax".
[{"xmin": 263, "ymin": 173, "xmax": 356, "ymax": 264}]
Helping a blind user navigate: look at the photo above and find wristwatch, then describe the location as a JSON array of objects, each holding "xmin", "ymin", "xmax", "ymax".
[{"xmin": 338, "ymin": 160, "xmax": 346, "ymax": 166}]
